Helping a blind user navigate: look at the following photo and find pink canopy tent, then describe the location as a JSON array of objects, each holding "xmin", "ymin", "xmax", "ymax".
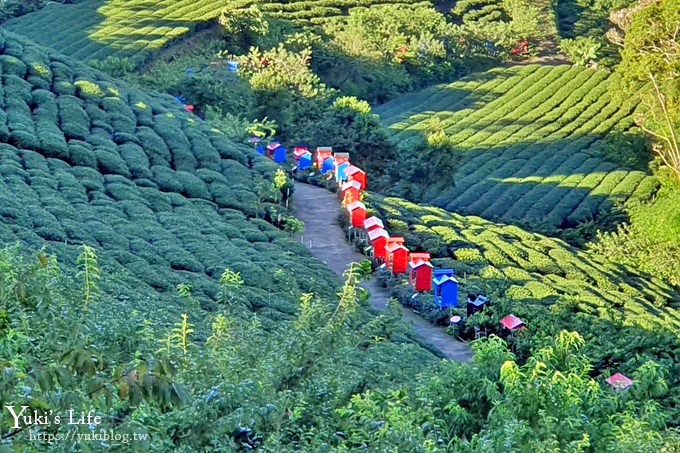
[
  {"xmin": 500, "ymin": 314, "xmax": 525, "ymax": 330},
  {"xmin": 606, "ymin": 372, "xmax": 633, "ymax": 390}
]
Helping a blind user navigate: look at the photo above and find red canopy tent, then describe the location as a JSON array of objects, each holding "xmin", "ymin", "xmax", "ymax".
[
  {"xmin": 368, "ymin": 228, "xmax": 389, "ymax": 259},
  {"xmin": 345, "ymin": 165, "xmax": 367, "ymax": 190},
  {"xmin": 346, "ymin": 200, "xmax": 367, "ymax": 228},
  {"xmin": 341, "ymin": 180, "xmax": 362, "ymax": 205},
  {"xmin": 500, "ymin": 314, "xmax": 525, "ymax": 331},
  {"xmin": 383, "ymin": 237, "xmax": 404, "ymax": 268},
  {"xmin": 386, "ymin": 243, "xmax": 409, "ymax": 274},
  {"xmin": 409, "ymin": 259, "xmax": 433, "ymax": 291},
  {"xmin": 315, "ymin": 147, "xmax": 333, "ymax": 168},
  {"xmin": 334, "ymin": 152, "xmax": 350, "ymax": 166},
  {"xmin": 293, "ymin": 146, "xmax": 309, "ymax": 161}
]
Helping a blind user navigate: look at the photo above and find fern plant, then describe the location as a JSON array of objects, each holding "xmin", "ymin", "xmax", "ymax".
[{"xmin": 76, "ymin": 244, "xmax": 100, "ymax": 310}]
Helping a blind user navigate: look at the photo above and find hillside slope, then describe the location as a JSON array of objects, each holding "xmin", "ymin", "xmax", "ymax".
[
  {"xmin": 0, "ymin": 27, "xmax": 449, "ymax": 450},
  {"xmin": 0, "ymin": 27, "xmax": 339, "ymax": 324},
  {"xmin": 4, "ymin": 0, "xmax": 434, "ymax": 66},
  {"xmin": 365, "ymin": 192, "xmax": 680, "ymax": 419},
  {"xmin": 376, "ymin": 64, "xmax": 658, "ymax": 231}
]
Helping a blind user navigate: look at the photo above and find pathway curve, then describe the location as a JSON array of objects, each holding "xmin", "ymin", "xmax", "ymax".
[{"xmin": 293, "ymin": 182, "xmax": 473, "ymax": 362}]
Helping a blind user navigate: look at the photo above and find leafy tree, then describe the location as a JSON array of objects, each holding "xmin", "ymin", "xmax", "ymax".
[
  {"xmin": 560, "ymin": 36, "xmax": 602, "ymax": 66},
  {"xmin": 614, "ymin": 0, "xmax": 680, "ymax": 180}
]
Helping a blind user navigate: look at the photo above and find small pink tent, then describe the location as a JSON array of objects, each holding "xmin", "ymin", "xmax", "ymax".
[{"xmin": 606, "ymin": 372, "xmax": 633, "ymax": 390}]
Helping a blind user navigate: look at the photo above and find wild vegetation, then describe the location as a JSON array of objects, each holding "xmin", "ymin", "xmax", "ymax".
[{"xmin": 556, "ymin": 0, "xmax": 637, "ymax": 66}]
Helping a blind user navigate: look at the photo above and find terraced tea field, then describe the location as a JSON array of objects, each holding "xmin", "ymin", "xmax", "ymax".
[
  {"xmin": 451, "ymin": 0, "xmax": 506, "ymax": 24},
  {"xmin": 222, "ymin": 0, "xmax": 432, "ymax": 25},
  {"xmin": 367, "ymin": 193, "xmax": 680, "ymax": 333},
  {"xmin": 0, "ymin": 30, "xmax": 337, "ymax": 325},
  {"xmin": 4, "ymin": 0, "xmax": 227, "ymax": 65},
  {"xmin": 5, "ymin": 0, "xmax": 432, "ymax": 65},
  {"xmin": 376, "ymin": 65, "xmax": 658, "ymax": 231}
]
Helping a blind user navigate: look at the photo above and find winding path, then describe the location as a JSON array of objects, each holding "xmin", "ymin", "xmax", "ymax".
[{"xmin": 293, "ymin": 182, "xmax": 473, "ymax": 362}]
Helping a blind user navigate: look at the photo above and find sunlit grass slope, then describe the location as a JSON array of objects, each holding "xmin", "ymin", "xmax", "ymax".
[
  {"xmin": 5, "ymin": 0, "xmax": 433, "ymax": 65},
  {"xmin": 376, "ymin": 64, "xmax": 658, "ymax": 231}
]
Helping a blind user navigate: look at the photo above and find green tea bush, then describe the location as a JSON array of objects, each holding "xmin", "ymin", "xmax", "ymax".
[{"xmin": 378, "ymin": 65, "xmax": 656, "ymax": 232}]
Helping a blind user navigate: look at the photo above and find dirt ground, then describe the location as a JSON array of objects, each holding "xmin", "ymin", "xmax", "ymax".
[{"xmin": 293, "ymin": 182, "xmax": 473, "ymax": 362}]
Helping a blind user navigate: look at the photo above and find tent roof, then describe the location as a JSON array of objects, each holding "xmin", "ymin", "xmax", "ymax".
[
  {"xmin": 316, "ymin": 146, "xmax": 333, "ymax": 153},
  {"xmin": 346, "ymin": 165, "xmax": 366, "ymax": 176},
  {"xmin": 500, "ymin": 314, "xmax": 525, "ymax": 330},
  {"xmin": 433, "ymin": 268, "xmax": 454, "ymax": 276},
  {"xmin": 386, "ymin": 243, "xmax": 408, "ymax": 253},
  {"xmin": 368, "ymin": 228, "xmax": 388, "ymax": 240},
  {"xmin": 409, "ymin": 252, "xmax": 430, "ymax": 261},
  {"xmin": 433, "ymin": 275, "xmax": 458, "ymax": 286},
  {"xmin": 606, "ymin": 373, "xmax": 633, "ymax": 389},
  {"xmin": 267, "ymin": 142, "xmax": 281, "ymax": 150},
  {"xmin": 346, "ymin": 200, "xmax": 366, "ymax": 211},
  {"xmin": 293, "ymin": 148, "xmax": 308, "ymax": 157},
  {"xmin": 363, "ymin": 216, "xmax": 384, "ymax": 229},
  {"xmin": 342, "ymin": 180, "xmax": 362, "ymax": 191},
  {"xmin": 409, "ymin": 259, "xmax": 433, "ymax": 269},
  {"xmin": 468, "ymin": 295, "xmax": 489, "ymax": 307}
]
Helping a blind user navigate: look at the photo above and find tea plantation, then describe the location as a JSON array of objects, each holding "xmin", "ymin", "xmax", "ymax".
[
  {"xmin": 0, "ymin": 28, "xmax": 350, "ymax": 319},
  {"xmin": 4, "ymin": 0, "xmax": 433, "ymax": 66},
  {"xmin": 0, "ymin": 27, "xmax": 451, "ymax": 450},
  {"xmin": 376, "ymin": 64, "xmax": 658, "ymax": 230},
  {"xmin": 365, "ymin": 192, "xmax": 680, "ymax": 420},
  {"xmin": 0, "ymin": 0, "xmax": 679, "ymax": 449}
]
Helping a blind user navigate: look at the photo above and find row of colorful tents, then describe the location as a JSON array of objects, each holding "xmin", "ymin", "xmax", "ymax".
[
  {"xmin": 289, "ymin": 146, "xmax": 471, "ymax": 310},
  {"xmin": 259, "ymin": 142, "xmax": 634, "ymax": 388}
]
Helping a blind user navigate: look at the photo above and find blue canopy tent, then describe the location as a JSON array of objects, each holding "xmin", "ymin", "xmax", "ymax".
[
  {"xmin": 273, "ymin": 145, "xmax": 287, "ymax": 163},
  {"xmin": 467, "ymin": 294, "xmax": 489, "ymax": 317},
  {"xmin": 227, "ymin": 60, "xmax": 238, "ymax": 71},
  {"xmin": 335, "ymin": 161, "xmax": 350, "ymax": 182},
  {"xmin": 433, "ymin": 268, "xmax": 454, "ymax": 279},
  {"xmin": 255, "ymin": 144, "xmax": 265, "ymax": 155},
  {"xmin": 298, "ymin": 151, "xmax": 312, "ymax": 170},
  {"xmin": 433, "ymin": 271, "xmax": 458, "ymax": 308},
  {"xmin": 320, "ymin": 156, "xmax": 335, "ymax": 174}
]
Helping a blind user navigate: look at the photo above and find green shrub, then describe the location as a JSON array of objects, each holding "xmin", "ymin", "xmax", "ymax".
[
  {"xmin": 58, "ymin": 95, "xmax": 90, "ymax": 139},
  {"xmin": 151, "ymin": 165, "xmax": 184, "ymax": 193},
  {"xmin": 74, "ymin": 79, "xmax": 105, "ymax": 100}
]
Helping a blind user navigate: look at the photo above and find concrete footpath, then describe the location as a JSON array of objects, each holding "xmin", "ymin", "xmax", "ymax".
[{"xmin": 293, "ymin": 182, "xmax": 473, "ymax": 362}]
